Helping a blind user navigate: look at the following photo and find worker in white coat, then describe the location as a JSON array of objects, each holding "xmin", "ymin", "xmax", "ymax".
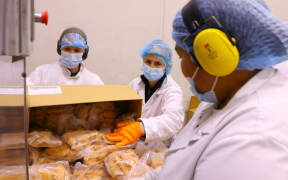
[
  {"xmin": 106, "ymin": 40, "xmax": 184, "ymax": 146},
  {"xmin": 28, "ymin": 27, "xmax": 103, "ymax": 85},
  {"xmin": 145, "ymin": 0, "xmax": 288, "ymax": 179}
]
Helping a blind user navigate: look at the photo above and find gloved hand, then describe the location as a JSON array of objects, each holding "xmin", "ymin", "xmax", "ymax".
[
  {"xmin": 116, "ymin": 121, "xmax": 134, "ymax": 129},
  {"xmin": 106, "ymin": 122, "xmax": 144, "ymax": 146}
]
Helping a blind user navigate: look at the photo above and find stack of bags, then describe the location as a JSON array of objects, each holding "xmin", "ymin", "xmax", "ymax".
[{"xmin": 0, "ymin": 102, "xmax": 167, "ymax": 180}]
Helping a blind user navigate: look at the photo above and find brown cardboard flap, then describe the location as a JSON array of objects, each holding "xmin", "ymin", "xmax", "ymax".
[
  {"xmin": 0, "ymin": 95, "xmax": 24, "ymax": 106},
  {"xmin": 28, "ymin": 85, "xmax": 142, "ymax": 107}
]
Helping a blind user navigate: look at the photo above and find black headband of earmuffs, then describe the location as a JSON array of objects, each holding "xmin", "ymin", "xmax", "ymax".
[
  {"xmin": 181, "ymin": 0, "xmax": 205, "ymax": 34},
  {"xmin": 181, "ymin": 0, "xmax": 236, "ymax": 45}
]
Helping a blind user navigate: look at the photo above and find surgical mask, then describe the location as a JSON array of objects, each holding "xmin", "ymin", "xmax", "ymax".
[
  {"xmin": 60, "ymin": 52, "xmax": 83, "ymax": 69},
  {"xmin": 186, "ymin": 67, "xmax": 219, "ymax": 105},
  {"xmin": 141, "ymin": 64, "xmax": 164, "ymax": 82}
]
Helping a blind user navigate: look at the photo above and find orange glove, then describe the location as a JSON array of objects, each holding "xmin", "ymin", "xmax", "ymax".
[
  {"xmin": 106, "ymin": 122, "xmax": 144, "ymax": 146},
  {"xmin": 116, "ymin": 121, "xmax": 134, "ymax": 128}
]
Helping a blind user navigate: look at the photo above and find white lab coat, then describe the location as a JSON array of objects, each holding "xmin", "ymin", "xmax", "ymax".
[
  {"xmin": 129, "ymin": 75, "xmax": 184, "ymax": 143},
  {"xmin": 27, "ymin": 62, "xmax": 104, "ymax": 85},
  {"xmin": 150, "ymin": 61, "xmax": 288, "ymax": 180},
  {"xmin": 0, "ymin": 60, "xmax": 24, "ymax": 85}
]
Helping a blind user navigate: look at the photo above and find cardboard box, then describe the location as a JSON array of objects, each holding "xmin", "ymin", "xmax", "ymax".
[
  {"xmin": 27, "ymin": 85, "xmax": 143, "ymax": 132},
  {"xmin": 0, "ymin": 85, "xmax": 142, "ymax": 168},
  {"xmin": 186, "ymin": 96, "xmax": 201, "ymax": 123}
]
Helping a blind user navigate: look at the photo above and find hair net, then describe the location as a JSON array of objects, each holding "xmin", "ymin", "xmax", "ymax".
[
  {"xmin": 60, "ymin": 27, "xmax": 87, "ymax": 51},
  {"xmin": 141, "ymin": 40, "xmax": 173, "ymax": 74},
  {"xmin": 172, "ymin": 0, "xmax": 288, "ymax": 70}
]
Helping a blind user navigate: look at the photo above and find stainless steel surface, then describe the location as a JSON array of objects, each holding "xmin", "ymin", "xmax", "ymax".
[
  {"xmin": 0, "ymin": 0, "xmax": 33, "ymax": 56},
  {"xmin": 34, "ymin": 12, "xmax": 42, "ymax": 23}
]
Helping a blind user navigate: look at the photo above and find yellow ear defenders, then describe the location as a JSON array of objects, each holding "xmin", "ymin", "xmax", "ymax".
[
  {"xmin": 57, "ymin": 27, "xmax": 89, "ymax": 60},
  {"xmin": 181, "ymin": 0, "xmax": 239, "ymax": 77}
]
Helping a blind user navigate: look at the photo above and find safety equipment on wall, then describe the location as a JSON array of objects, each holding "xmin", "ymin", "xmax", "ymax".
[
  {"xmin": 57, "ymin": 27, "xmax": 89, "ymax": 60},
  {"xmin": 181, "ymin": 0, "xmax": 239, "ymax": 77}
]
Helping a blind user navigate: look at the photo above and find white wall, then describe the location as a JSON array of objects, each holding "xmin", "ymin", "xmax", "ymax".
[{"xmin": 28, "ymin": 0, "xmax": 288, "ymax": 111}]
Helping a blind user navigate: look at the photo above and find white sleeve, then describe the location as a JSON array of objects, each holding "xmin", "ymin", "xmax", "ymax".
[
  {"xmin": 96, "ymin": 76, "xmax": 104, "ymax": 85},
  {"xmin": 128, "ymin": 78, "xmax": 137, "ymax": 88},
  {"xmin": 195, "ymin": 134, "xmax": 288, "ymax": 180},
  {"xmin": 88, "ymin": 72, "xmax": 104, "ymax": 85},
  {"xmin": 27, "ymin": 66, "xmax": 43, "ymax": 85},
  {"xmin": 141, "ymin": 86, "xmax": 184, "ymax": 142}
]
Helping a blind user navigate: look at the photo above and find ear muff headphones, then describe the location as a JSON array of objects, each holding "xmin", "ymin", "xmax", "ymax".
[
  {"xmin": 181, "ymin": 0, "xmax": 240, "ymax": 77},
  {"xmin": 57, "ymin": 27, "xmax": 89, "ymax": 60}
]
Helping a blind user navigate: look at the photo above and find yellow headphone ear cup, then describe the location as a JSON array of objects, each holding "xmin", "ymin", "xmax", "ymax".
[{"xmin": 193, "ymin": 28, "xmax": 240, "ymax": 77}]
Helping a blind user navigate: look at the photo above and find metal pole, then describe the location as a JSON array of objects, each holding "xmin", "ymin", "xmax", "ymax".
[{"xmin": 23, "ymin": 57, "xmax": 29, "ymax": 180}]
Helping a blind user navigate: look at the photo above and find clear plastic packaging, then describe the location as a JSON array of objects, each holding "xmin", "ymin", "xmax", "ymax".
[
  {"xmin": 62, "ymin": 130, "xmax": 105, "ymax": 151},
  {"xmin": 0, "ymin": 161, "xmax": 71, "ymax": 180},
  {"xmin": 29, "ymin": 147, "xmax": 40, "ymax": 165},
  {"xmin": 81, "ymin": 145, "xmax": 127, "ymax": 165},
  {"xmin": 0, "ymin": 132, "xmax": 24, "ymax": 150},
  {"xmin": 57, "ymin": 114, "xmax": 90, "ymax": 134},
  {"xmin": 73, "ymin": 162, "xmax": 110, "ymax": 180},
  {"xmin": 45, "ymin": 105, "xmax": 74, "ymax": 131},
  {"xmin": 134, "ymin": 141, "xmax": 167, "ymax": 169},
  {"xmin": 104, "ymin": 149, "xmax": 139, "ymax": 178},
  {"xmin": 30, "ymin": 161, "xmax": 71, "ymax": 180},
  {"xmin": 35, "ymin": 156, "xmax": 59, "ymax": 165},
  {"xmin": 74, "ymin": 104, "xmax": 91, "ymax": 120},
  {"xmin": 28, "ymin": 131, "xmax": 62, "ymax": 148},
  {"xmin": 0, "ymin": 165, "xmax": 26, "ymax": 180},
  {"xmin": 87, "ymin": 106, "xmax": 102, "ymax": 129},
  {"xmin": 44, "ymin": 144, "xmax": 78, "ymax": 163},
  {"xmin": 146, "ymin": 152, "xmax": 165, "ymax": 169},
  {"xmin": 97, "ymin": 111, "xmax": 118, "ymax": 133},
  {"xmin": 87, "ymin": 103, "xmax": 119, "ymax": 131}
]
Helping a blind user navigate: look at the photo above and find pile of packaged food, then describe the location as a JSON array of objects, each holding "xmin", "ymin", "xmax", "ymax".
[{"xmin": 0, "ymin": 102, "xmax": 167, "ymax": 180}]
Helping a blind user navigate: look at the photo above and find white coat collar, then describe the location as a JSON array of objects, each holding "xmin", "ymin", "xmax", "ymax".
[
  {"xmin": 226, "ymin": 66, "xmax": 276, "ymax": 109},
  {"xmin": 170, "ymin": 66, "xmax": 277, "ymax": 151},
  {"xmin": 59, "ymin": 61, "xmax": 85, "ymax": 79},
  {"xmin": 136, "ymin": 75, "xmax": 169, "ymax": 95},
  {"xmin": 197, "ymin": 66, "xmax": 277, "ymax": 135}
]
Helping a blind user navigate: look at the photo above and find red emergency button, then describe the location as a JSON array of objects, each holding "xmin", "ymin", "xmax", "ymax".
[
  {"xmin": 41, "ymin": 11, "xmax": 48, "ymax": 25},
  {"xmin": 34, "ymin": 11, "xmax": 49, "ymax": 25}
]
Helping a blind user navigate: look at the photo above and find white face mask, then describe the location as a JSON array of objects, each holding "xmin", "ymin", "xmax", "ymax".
[
  {"xmin": 186, "ymin": 67, "xmax": 219, "ymax": 105},
  {"xmin": 141, "ymin": 64, "xmax": 165, "ymax": 82},
  {"xmin": 60, "ymin": 52, "xmax": 83, "ymax": 69}
]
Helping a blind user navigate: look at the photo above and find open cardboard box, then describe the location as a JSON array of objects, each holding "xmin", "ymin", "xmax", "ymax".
[
  {"xmin": 27, "ymin": 85, "xmax": 143, "ymax": 132},
  {"xmin": 0, "ymin": 85, "xmax": 142, "ymax": 162},
  {"xmin": 0, "ymin": 85, "xmax": 143, "ymax": 179},
  {"xmin": 186, "ymin": 96, "xmax": 201, "ymax": 124}
]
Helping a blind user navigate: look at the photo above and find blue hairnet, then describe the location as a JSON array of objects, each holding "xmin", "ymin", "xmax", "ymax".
[
  {"xmin": 141, "ymin": 40, "xmax": 173, "ymax": 74},
  {"xmin": 172, "ymin": 0, "xmax": 288, "ymax": 70},
  {"xmin": 60, "ymin": 27, "xmax": 87, "ymax": 51}
]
